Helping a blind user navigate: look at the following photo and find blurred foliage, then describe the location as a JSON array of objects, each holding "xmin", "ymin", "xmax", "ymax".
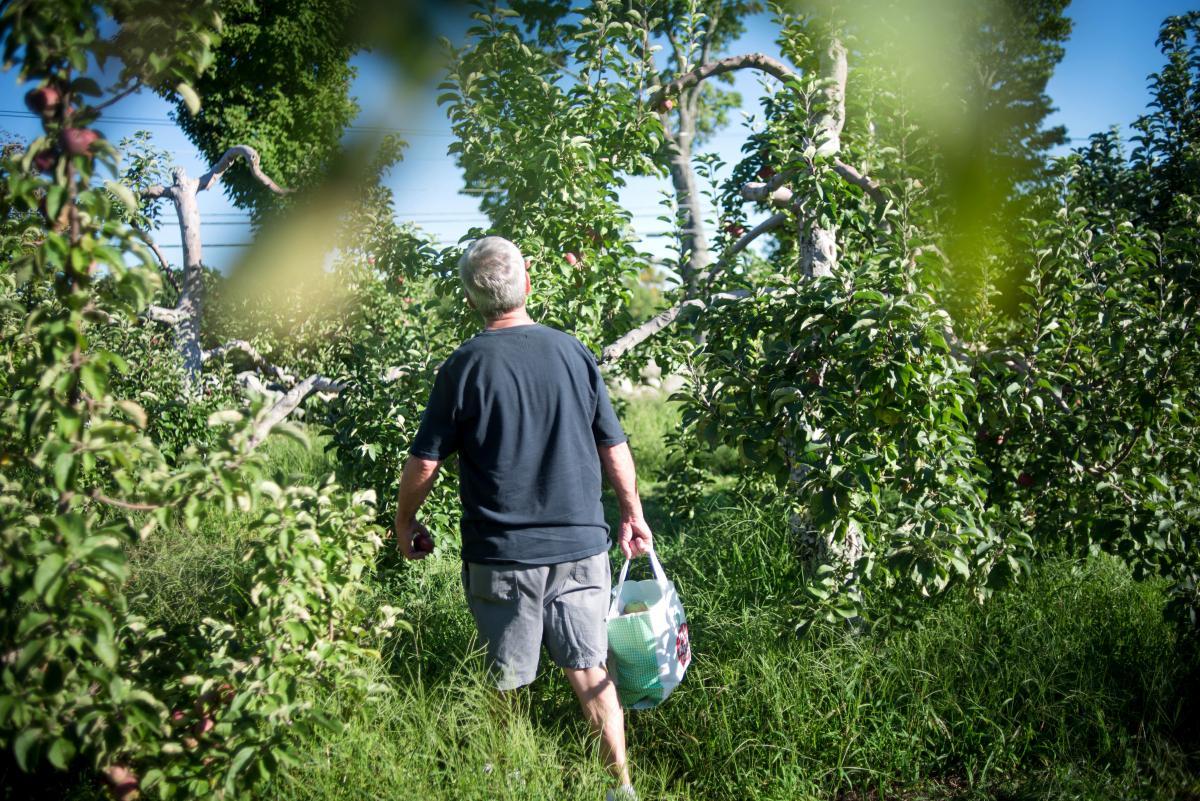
[{"xmin": 0, "ymin": 3, "xmax": 393, "ymax": 796}]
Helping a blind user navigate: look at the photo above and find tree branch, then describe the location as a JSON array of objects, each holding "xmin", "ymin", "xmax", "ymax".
[
  {"xmin": 651, "ymin": 53, "xmax": 798, "ymax": 105},
  {"xmin": 87, "ymin": 488, "xmax": 163, "ymax": 512},
  {"xmin": 726, "ymin": 213, "xmax": 789, "ymax": 261},
  {"xmin": 142, "ymin": 184, "xmax": 173, "ymax": 200},
  {"xmin": 740, "ymin": 180, "xmax": 795, "ymax": 206},
  {"xmin": 832, "ymin": 159, "xmax": 885, "ymax": 205},
  {"xmin": 246, "ymin": 374, "xmax": 340, "ymax": 451},
  {"xmin": 132, "ymin": 225, "xmax": 180, "ymax": 294},
  {"xmin": 144, "ymin": 305, "xmax": 189, "ymax": 325},
  {"xmin": 197, "ymin": 145, "xmax": 290, "ymax": 195},
  {"xmin": 601, "ymin": 289, "xmax": 753, "ymax": 364},
  {"xmin": 203, "ymin": 339, "xmax": 294, "ymax": 383}
]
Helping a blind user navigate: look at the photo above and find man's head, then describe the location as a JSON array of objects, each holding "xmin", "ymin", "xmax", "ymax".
[{"xmin": 458, "ymin": 236, "xmax": 530, "ymax": 320}]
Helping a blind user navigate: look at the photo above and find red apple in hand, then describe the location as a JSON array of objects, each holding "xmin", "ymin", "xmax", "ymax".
[
  {"xmin": 413, "ymin": 532, "xmax": 434, "ymax": 554},
  {"xmin": 60, "ymin": 128, "xmax": 99, "ymax": 157}
]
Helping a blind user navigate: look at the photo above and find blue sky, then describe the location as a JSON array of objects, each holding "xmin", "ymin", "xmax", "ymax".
[{"xmin": 0, "ymin": 0, "xmax": 1192, "ymax": 271}]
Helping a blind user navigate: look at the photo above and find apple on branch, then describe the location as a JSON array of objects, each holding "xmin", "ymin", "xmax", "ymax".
[
  {"xmin": 25, "ymin": 85, "xmax": 62, "ymax": 118},
  {"xmin": 60, "ymin": 128, "xmax": 99, "ymax": 158},
  {"xmin": 32, "ymin": 149, "xmax": 58, "ymax": 174}
]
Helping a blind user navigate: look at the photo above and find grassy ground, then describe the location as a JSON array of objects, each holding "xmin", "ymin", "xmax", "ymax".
[{"xmin": 48, "ymin": 397, "xmax": 1200, "ymax": 800}]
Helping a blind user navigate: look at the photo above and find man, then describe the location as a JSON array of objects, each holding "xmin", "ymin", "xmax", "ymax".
[{"xmin": 392, "ymin": 236, "xmax": 652, "ymax": 801}]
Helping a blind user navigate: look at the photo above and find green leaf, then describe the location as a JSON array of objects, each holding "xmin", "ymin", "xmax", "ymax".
[
  {"xmin": 283, "ymin": 621, "xmax": 310, "ymax": 643},
  {"xmin": 207, "ymin": 410, "xmax": 243, "ymax": 427},
  {"xmin": 225, "ymin": 746, "xmax": 256, "ymax": 795},
  {"xmin": 271, "ymin": 421, "xmax": 309, "ymax": 447},
  {"xmin": 79, "ymin": 362, "xmax": 107, "ymax": 399},
  {"xmin": 90, "ymin": 631, "xmax": 117, "ymax": 669},
  {"xmin": 176, "ymin": 82, "xmax": 202, "ymax": 115},
  {"xmin": 13, "ymin": 728, "xmax": 39, "ymax": 771},
  {"xmin": 47, "ymin": 737, "xmax": 75, "ymax": 770},
  {"xmin": 34, "ymin": 553, "xmax": 65, "ymax": 598},
  {"xmin": 116, "ymin": 400, "xmax": 148, "ymax": 429},
  {"xmin": 53, "ymin": 452, "xmax": 74, "ymax": 492},
  {"xmin": 105, "ymin": 181, "xmax": 139, "ymax": 213}
]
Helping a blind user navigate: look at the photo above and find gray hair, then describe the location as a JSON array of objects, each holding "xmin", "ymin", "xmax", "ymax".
[{"xmin": 458, "ymin": 236, "xmax": 527, "ymax": 319}]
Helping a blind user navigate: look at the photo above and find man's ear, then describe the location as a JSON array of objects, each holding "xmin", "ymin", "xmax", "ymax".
[
  {"xmin": 524, "ymin": 259, "xmax": 532, "ymax": 295},
  {"xmin": 465, "ymin": 295, "xmax": 475, "ymax": 309}
]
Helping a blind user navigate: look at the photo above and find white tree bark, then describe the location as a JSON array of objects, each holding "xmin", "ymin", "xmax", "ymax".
[
  {"xmin": 799, "ymin": 38, "xmax": 848, "ymax": 279},
  {"xmin": 246, "ymin": 374, "xmax": 342, "ymax": 451},
  {"xmin": 143, "ymin": 145, "xmax": 289, "ymax": 381},
  {"xmin": 652, "ymin": 49, "xmax": 800, "ymax": 298},
  {"xmin": 665, "ymin": 119, "xmax": 714, "ymax": 296}
]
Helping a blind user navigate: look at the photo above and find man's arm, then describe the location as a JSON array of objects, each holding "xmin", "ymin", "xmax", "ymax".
[
  {"xmin": 598, "ymin": 441, "xmax": 653, "ymax": 559},
  {"xmin": 394, "ymin": 455, "xmax": 442, "ymax": 560}
]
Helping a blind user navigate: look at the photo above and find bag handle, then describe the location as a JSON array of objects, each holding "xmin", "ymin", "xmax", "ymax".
[{"xmin": 608, "ymin": 548, "xmax": 668, "ymax": 618}]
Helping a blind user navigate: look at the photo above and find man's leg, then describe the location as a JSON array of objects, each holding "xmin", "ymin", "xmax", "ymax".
[{"xmin": 564, "ymin": 666, "xmax": 630, "ymax": 787}]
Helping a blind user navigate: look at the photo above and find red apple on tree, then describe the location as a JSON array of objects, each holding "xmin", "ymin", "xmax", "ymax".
[
  {"xmin": 25, "ymin": 85, "xmax": 61, "ymax": 117},
  {"xmin": 656, "ymin": 97, "xmax": 674, "ymax": 113},
  {"xmin": 102, "ymin": 764, "xmax": 140, "ymax": 801},
  {"xmin": 564, "ymin": 252, "xmax": 579, "ymax": 266},
  {"xmin": 1016, "ymin": 472, "xmax": 1034, "ymax": 488},
  {"xmin": 32, "ymin": 149, "xmax": 57, "ymax": 174},
  {"xmin": 757, "ymin": 165, "xmax": 776, "ymax": 180},
  {"xmin": 60, "ymin": 128, "xmax": 99, "ymax": 157},
  {"xmin": 723, "ymin": 223, "xmax": 745, "ymax": 237}
]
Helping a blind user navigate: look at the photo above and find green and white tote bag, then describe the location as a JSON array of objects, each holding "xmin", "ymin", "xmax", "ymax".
[{"xmin": 605, "ymin": 549, "xmax": 691, "ymax": 710}]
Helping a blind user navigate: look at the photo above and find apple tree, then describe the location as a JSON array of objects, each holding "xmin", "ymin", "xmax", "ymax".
[{"xmin": 0, "ymin": 2, "xmax": 397, "ymax": 795}]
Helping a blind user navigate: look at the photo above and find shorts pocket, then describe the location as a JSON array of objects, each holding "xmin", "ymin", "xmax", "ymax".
[
  {"xmin": 467, "ymin": 563, "xmax": 517, "ymax": 603},
  {"xmin": 568, "ymin": 551, "xmax": 609, "ymax": 592}
]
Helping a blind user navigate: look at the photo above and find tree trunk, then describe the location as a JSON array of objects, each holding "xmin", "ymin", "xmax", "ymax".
[
  {"xmin": 666, "ymin": 115, "xmax": 713, "ymax": 298},
  {"xmin": 167, "ymin": 166, "xmax": 205, "ymax": 378},
  {"xmin": 799, "ymin": 38, "xmax": 848, "ymax": 280}
]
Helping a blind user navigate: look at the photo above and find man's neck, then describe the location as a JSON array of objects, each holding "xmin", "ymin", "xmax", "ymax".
[{"xmin": 484, "ymin": 308, "xmax": 535, "ymax": 330}]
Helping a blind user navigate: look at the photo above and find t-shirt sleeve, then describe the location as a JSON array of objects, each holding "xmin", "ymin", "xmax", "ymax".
[
  {"xmin": 587, "ymin": 353, "xmax": 627, "ymax": 447},
  {"xmin": 409, "ymin": 362, "xmax": 460, "ymax": 461}
]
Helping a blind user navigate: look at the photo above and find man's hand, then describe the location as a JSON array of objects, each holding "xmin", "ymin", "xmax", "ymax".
[
  {"xmin": 617, "ymin": 516, "xmax": 653, "ymax": 559},
  {"xmin": 395, "ymin": 517, "xmax": 434, "ymax": 560}
]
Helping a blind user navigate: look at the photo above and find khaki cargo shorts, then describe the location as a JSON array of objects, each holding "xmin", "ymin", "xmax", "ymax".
[{"xmin": 461, "ymin": 551, "xmax": 611, "ymax": 690}]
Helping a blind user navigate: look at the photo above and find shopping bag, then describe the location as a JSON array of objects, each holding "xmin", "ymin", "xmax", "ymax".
[{"xmin": 605, "ymin": 549, "xmax": 691, "ymax": 710}]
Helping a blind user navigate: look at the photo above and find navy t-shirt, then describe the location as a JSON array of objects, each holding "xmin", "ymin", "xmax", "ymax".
[{"xmin": 408, "ymin": 323, "xmax": 628, "ymax": 565}]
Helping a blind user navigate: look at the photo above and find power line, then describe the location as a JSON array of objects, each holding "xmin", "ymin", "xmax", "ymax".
[
  {"xmin": 0, "ymin": 109, "xmax": 450, "ymax": 137},
  {"xmin": 2, "ymin": 108, "xmax": 1100, "ymax": 143}
]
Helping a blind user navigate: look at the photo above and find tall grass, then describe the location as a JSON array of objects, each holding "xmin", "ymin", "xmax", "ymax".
[{"xmin": 53, "ymin": 399, "xmax": 1200, "ymax": 800}]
